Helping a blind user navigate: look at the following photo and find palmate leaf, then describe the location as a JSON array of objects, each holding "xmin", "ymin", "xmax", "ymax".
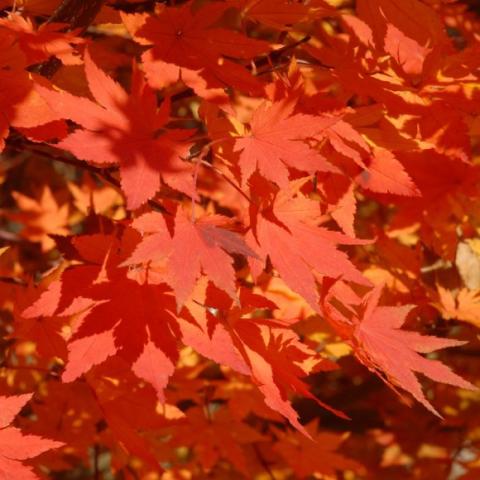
[
  {"xmin": 233, "ymin": 99, "xmax": 337, "ymax": 186},
  {"xmin": 35, "ymin": 51, "xmax": 195, "ymax": 209},
  {"xmin": 324, "ymin": 284, "xmax": 476, "ymax": 415},
  {"xmin": 0, "ymin": 394, "xmax": 63, "ymax": 479}
]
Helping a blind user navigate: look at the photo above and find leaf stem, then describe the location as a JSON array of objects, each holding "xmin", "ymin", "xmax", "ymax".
[
  {"xmin": 200, "ymin": 160, "xmax": 253, "ymax": 204},
  {"xmin": 253, "ymin": 443, "xmax": 276, "ymax": 480}
]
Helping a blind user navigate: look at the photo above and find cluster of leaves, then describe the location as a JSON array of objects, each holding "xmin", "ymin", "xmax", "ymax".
[{"xmin": 1, "ymin": 0, "xmax": 480, "ymax": 478}]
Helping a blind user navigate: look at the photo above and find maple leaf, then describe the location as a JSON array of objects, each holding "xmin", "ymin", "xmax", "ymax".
[
  {"xmin": 174, "ymin": 279, "xmax": 251, "ymax": 376},
  {"xmin": 169, "ymin": 211, "xmax": 258, "ymax": 307},
  {"xmin": 7, "ymin": 186, "xmax": 70, "ymax": 251},
  {"xmin": 23, "ymin": 228, "xmax": 184, "ymax": 401},
  {"xmin": 120, "ymin": 211, "xmax": 173, "ymax": 267},
  {"xmin": 182, "ymin": 284, "xmax": 344, "ymax": 434},
  {"xmin": 236, "ymin": 0, "xmax": 334, "ymax": 29},
  {"xmin": 62, "ymin": 277, "xmax": 182, "ymax": 402},
  {"xmin": 326, "ymin": 179, "xmax": 357, "ymax": 236},
  {"xmin": 0, "ymin": 16, "xmax": 70, "ymax": 151},
  {"xmin": 248, "ymin": 182, "xmax": 369, "ymax": 310},
  {"xmin": 0, "ymin": 70, "xmax": 64, "ymax": 152},
  {"xmin": 125, "ymin": 210, "xmax": 258, "ymax": 307},
  {"xmin": 357, "ymin": 0, "xmax": 448, "ymax": 76},
  {"xmin": 35, "ymin": 50, "xmax": 195, "ymax": 209},
  {"xmin": 313, "ymin": 114, "xmax": 419, "ymax": 197},
  {"xmin": 219, "ymin": 379, "xmax": 285, "ymax": 422},
  {"xmin": 21, "ymin": 382, "xmax": 104, "ymax": 459},
  {"xmin": 436, "ymin": 286, "xmax": 480, "ymax": 329},
  {"xmin": 357, "ymin": 148, "xmax": 419, "ymax": 196},
  {"xmin": 233, "ymin": 100, "xmax": 336, "ymax": 186},
  {"xmin": 86, "ymin": 357, "xmax": 181, "ymax": 466},
  {"xmin": 317, "ymin": 115, "xmax": 371, "ymax": 168},
  {"xmin": 166, "ymin": 405, "xmax": 265, "ymax": 475},
  {"xmin": 123, "ymin": 1, "xmax": 269, "ymax": 95},
  {"xmin": 133, "ymin": 2, "xmax": 268, "ymax": 66},
  {"xmin": 68, "ymin": 174, "xmax": 122, "ymax": 216},
  {"xmin": 273, "ymin": 421, "xmax": 363, "ymax": 478},
  {"xmin": 139, "ymin": 52, "xmax": 231, "ymax": 104},
  {"xmin": 233, "ymin": 318, "xmax": 345, "ymax": 433},
  {"xmin": 0, "ymin": 15, "xmax": 84, "ymax": 65},
  {"xmin": 22, "ymin": 263, "xmax": 101, "ymax": 323},
  {"xmin": 0, "ymin": 393, "xmax": 64, "ymax": 479},
  {"xmin": 324, "ymin": 285, "xmax": 476, "ymax": 415},
  {"xmin": 14, "ymin": 311, "xmax": 67, "ymax": 360}
]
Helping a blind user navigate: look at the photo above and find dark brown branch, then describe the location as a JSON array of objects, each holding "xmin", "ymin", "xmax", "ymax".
[
  {"xmin": 251, "ymin": 35, "xmax": 312, "ymax": 72},
  {"xmin": 447, "ymin": 348, "xmax": 480, "ymax": 357},
  {"xmin": 32, "ymin": 0, "xmax": 107, "ymax": 77},
  {"xmin": 93, "ymin": 443, "xmax": 100, "ymax": 480},
  {"xmin": 0, "ymin": 276, "xmax": 27, "ymax": 286},
  {"xmin": 107, "ymin": 0, "xmax": 165, "ymax": 13},
  {"xmin": 8, "ymin": 143, "xmax": 169, "ymax": 214},
  {"xmin": 47, "ymin": 0, "xmax": 107, "ymax": 30}
]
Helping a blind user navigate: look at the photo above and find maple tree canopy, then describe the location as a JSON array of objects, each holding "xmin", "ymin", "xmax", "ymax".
[{"xmin": 1, "ymin": 0, "xmax": 480, "ymax": 478}]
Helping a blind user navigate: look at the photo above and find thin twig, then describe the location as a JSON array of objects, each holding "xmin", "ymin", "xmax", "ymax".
[
  {"xmin": 0, "ymin": 230, "xmax": 21, "ymax": 243},
  {"xmin": 251, "ymin": 35, "xmax": 312, "ymax": 74},
  {"xmin": 8, "ymin": 143, "xmax": 170, "ymax": 214},
  {"xmin": 0, "ymin": 276, "xmax": 27, "ymax": 286},
  {"xmin": 93, "ymin": 443, "xmax": 100, "ymax": 480},
  {"xmin": 0, "ymin": 362, "xmax": 59, "ymax": 375},
  {"xmin": 253, "ymin": 443, "xmax": 276, "ymax": 480},
  {"xmin": 200, "ymin": 160, "xmax": 253, "ymax": 204}
]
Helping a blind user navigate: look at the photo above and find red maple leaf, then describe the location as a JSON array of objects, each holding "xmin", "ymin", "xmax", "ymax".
[
  {"xmin": 357, "ymin": 0, "xmax": 448, "ymax": 76},
  {"xmin": 0, "ymin": 393, "xmax": 64, "ymax": 479},
  {"xmin": 0, "ymin": 15, "xmax": 84, "ymax": 66},
  {"xmin": 123, "ymin": 1, "xmax": 269, "ymax": 95},
  {"xmin": 125, "ymin": 210, "xmax": 258, "ymax": 307},
  {"xmin": 165, "ymin": 405, "xmax": 265, "ymax": 475},
  {"xmin": 273, "ymin": 420, "xmax": 363, "ymax": 478},
  {"xmin": 324, "ymin": 284, "xmax": 476, "ymax": 415},
  {"xmin": 22, "ymin": 228, "xmax": 184, "ymax": 401},
  {"xmin": 248, "ymin": 181, "xmax": 369, "ymax": 310},
  {"xmin": 62, "ymin": 275, "xmax": 183, "ymax": 402},
  {"xmin": 0, "ymin": 29, "xmax": 66, "ymax": 151},
  {"xmin": 357, "ymin": 148, "xmax": 419, "ymax": 196},
  {"xmin": 35, "ymin": 51, "xmax": 195, "ymax": 209},
  {"xmin": 236, "ymin": 0, "xmax": 334, "ymax": 29},
  {"xmin": 233, "ymin": 100, "xmax": 337, "ymax": 187},
  {"xmin": 181, "ymin": 284, "xmax": 344, "ymax": 433}
]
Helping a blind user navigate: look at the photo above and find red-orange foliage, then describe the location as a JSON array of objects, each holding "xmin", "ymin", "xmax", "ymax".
[{"xmin": 1, "ymin": 0, "xmax": 480, "ymax": 478}]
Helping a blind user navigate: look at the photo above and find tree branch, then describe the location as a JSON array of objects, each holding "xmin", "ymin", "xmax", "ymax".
[
  {"xmin": 47, "ymin": 0, "xmax": 106, "ymax": 30},
  {"xmin": 0, "ymin": 276, "xmax": 27, "ymax": 286},
  {"xmin": 8, "ymin": 143, "xmax": 169, "ymax": 214},
  {"xmin": 33, "ymin": 0, "xmax": 107, "ymax": 77}
]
